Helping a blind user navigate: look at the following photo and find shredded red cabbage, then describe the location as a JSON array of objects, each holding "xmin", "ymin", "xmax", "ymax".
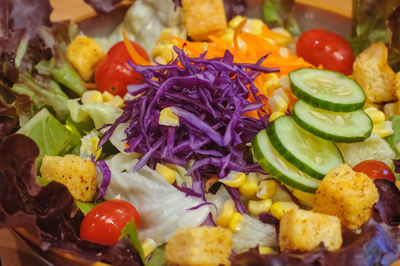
[
  {"xmin": 94, "ymin": 160, "xmax": 111, "ymax": 201},
  {"xmin": 100, "ymin": 47, "xmax": 277, "ymax": 188}
]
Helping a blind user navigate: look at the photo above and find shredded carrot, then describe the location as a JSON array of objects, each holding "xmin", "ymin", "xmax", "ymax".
[
  {"xmin": 121, "ymin": 29, "xmax": 151, "ymax": 66},
  {"xmin": 84, "ymin": 82, "xmax": 97, "ymax": 89},
  {"xmin": 205, "ymin": 176, "xmax": 219, "ymax": 192},
  {"xmin": 233, "ymin": 18, "xmax": 247, "ymax": 52}
]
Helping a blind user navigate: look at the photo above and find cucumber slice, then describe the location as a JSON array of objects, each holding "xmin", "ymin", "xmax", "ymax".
[
  {"xmin": 252, "ymin": 129, "xmax": 320, "ymax": 193},
  {"xmin": 267, "ymin": 115, "xmax": 343, "ymax": 179},
  {"xmin": 289, "ymin": 68, "xmax": 365, "ymax": 112},
  {"xmin": 293, "ymin": 100, "xmax": 373, "ymax": 143}
]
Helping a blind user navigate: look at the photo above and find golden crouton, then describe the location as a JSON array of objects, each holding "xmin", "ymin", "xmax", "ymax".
[
  {"xmin": 165, "ymin": 226, "xmax": 232, "ymax": 266},
  {"xmin": 352, "ymin": 42, "xmax": 396, "ymax": 103},
  {"xmin": 66, "ymin": 35, "xmax": 105, "ymax": 81},
  {"xmin": 40, "ymin": 155, "xmax": 97, "ymax": 202},
  {"xmin": 279, "ymin": 209, "xmax": 342, "ymax": 252},
  {"xmin": 181, "ymin": 0, "xmax": 227, "ymax": 41},
  {"xmin": 313, "ymin": 164, "xmax": 378, "ymax": 230},
  {"xmin": 395, "ymin": 72, "xmax": 400, "ymax": 113}
]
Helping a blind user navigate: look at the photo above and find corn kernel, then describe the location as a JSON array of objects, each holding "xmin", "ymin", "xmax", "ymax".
[
  {"xmin": 153, "ymin": 44, "xmax": 176, "ymax": 64},
  {"xmin": 239, "ymin": 172, "xmax": 258, "ymax": 196},
  {"xmin": 279, "ymin": 47, "xmax": 289, "ymax": 58},
  {"xmin": 154, "ymin": 56, "xmax": 167, "ymax": 65},
  {"xmin": 263, "ymin": 74, "xmax": 281, "ymax": 94},
  {"xmin": 217, "ymin": 199, "xmax": 235, "ymax": 227},
  {"xmin": 270, "ymin": 27, "xmax": 293, "ymax": 46},
  {"xmin": 159, "ymin": 107, "xmax": 179, "ymax": 126},
  {"xmin": 373, "ymin": 121, "xmax": 393, "ymax": 138},
  {"xmin": 364, "ymin": 107, "xmax": 386, "ymax": 124},
  {"xmin": 81, "ymin": 90, "xmax": 103, "ymax": 104},
  {"xmin": 228, "ymin": 212, "xmax": 244, "ymax": 232},
  {"xmin": 102, "ymin": 91, "xmax": 114, "ymax": 102},
  {"xmin": 292, "ymin": 189, "xmax": 315, "ymax": 208},
  {"xmin": 248, "ymin": 199, "xmax": 272, "ymax": 215},
  {"xmin": 141, "ymin": 238, "xmax": 157, "ymax": 257},
  {"xmin": 280, "ymin": 75, "xmax": 290, "ymax": 89},
  {"xmin": 243, "ymin": 19, "xmax": 264, "ymax": 35},
  {"xmin": 269, "ymin": 94, "xmax": 288, "ymax": 113},
  {"xmin": 104, "ymin": 95, "xmax": 124, "ymax": 107},
  {"xmin": 221, "ymin": 29, "xmax": 235, "ymax": 43},
  {"xmin": 258, "ymin": 246, "xmax": 273, "ymax": 255},
  {"xmin": 80, "ymin": 131, "xmax": 102, "ymax": 160},
  {"xmin": 256, "ymin": 180, "xmax": 276, "ymax": 199},
  {"xmin": 384, "ymin": 102, "xmax": 399, "ymax": 118},
  {"xmin": 220, "ymin": 171, "xmax": 246, "ymax": 188},
  {"xmin": 274, "ymin": 87, "xmax": 289, "ymax": 103},
  {"xmin": 156, "ymin": 163, "xmax": 176, "ymax": 184},
  {"xmin": 228, "ymin": 16, "xmax": 244, "ymax": 29},
  {"xmin": 269, "ymin": 111, "xmax": 285, "ymax": 122},
  {"xmin": 270, "ymin": 201, "xmax": 299, "ymax": 220},
  {"xmin": 396, "ymin": 180, "xmax": 400, "ymax": 191}
]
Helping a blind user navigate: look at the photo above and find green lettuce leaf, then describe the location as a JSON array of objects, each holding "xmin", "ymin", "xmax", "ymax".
[
  {"xmin": 120, "ymin": 221, "xmax": 145, "ymax": 263},
  {"xmin": 147, "ymin": 246, "xmax": 167, "ymax": 266},
  {"xmin": 75, "ymin": 201, "xmax": 97, "ymax": 215},
  {"xmin": 12, "ymin": 73, "xmax": 69, "ymax": 122},
  {"xmin": 68, "ymin": 99, "xmax": 123, "ymax": 129},
  {"xmin": 349, "ymin": 0, "xmax": 400, "ymax": 71},
  {"xmin": 36, "ymin": 58, "xmax": 87, "ymax": 96},
  {"xmin": 17, "ymin": 108, "xmax": 81, "ymax": 168},
  {"xmin": 262, "ymin": 0, "xmax": 301, "ymax": 38}
]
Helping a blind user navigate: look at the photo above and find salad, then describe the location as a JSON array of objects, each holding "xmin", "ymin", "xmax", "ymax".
[{"xmin": 1, "ymin": 0, "xmax": 400, "ymax": 265}]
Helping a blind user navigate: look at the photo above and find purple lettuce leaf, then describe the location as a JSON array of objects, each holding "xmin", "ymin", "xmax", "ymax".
[
  {"xmin": 0, "ymin": 101, "xmax": 18, "ymax": 140},
  {"xmin": 231, "ymin": 219, "xmax": 400, "ymax": 266},
  {"xmin": 84, "ymin": 0, "xmax": 124, "ymax": 13},
  {"xmin": 0, "ymin": 134, "xmax": 143, "ymax": 265},
  {"xmin": 374, "ymin": 179, "xmax": 400, "ymax": 226}
]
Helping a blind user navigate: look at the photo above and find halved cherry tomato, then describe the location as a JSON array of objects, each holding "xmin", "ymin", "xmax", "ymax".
[
  {"xmin": 296, "ymin": 29, "xmax": 355, "ymax": 75},
  {"xmin": 80, "ymin": 199, "xmax": 140, "ymax": 246},
  {"xmin": 353, "ymin": 160, "xmax": 396, "ymax": 182},
  {"xmin": 95, "ymin": 41, "xmax": 150, "ymax": 97}
]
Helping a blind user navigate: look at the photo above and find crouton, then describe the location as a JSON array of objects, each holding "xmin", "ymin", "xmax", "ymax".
[
  {"xmin": 66, "ymin": 35, "xmax": 105, "ymax": 81},
  {"xmin": 279, "ymin": 209, "xmax": 342, "ymax": 251},
  {"xmin": 40, "ymin": 155, "xmax": 97, "ymax": 202},
  {"xmin": 165, "ymin": 226, "xmax": 232, "ymax": 266},
  {"xmin": 313, "ymin": 164, "xmax": 378, "ymax": 230},
  {"xmin": 181, "ymin": 0, "xmax": 227, "ymax": 41},
  {"xmin": 352, "ymin": 42, "xmax": 396, "ymax": 103}
]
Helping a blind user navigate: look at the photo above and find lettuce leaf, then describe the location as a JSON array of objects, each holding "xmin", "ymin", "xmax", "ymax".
[
  {"xmin": 147, "ymin": 246, "xmax": 167, "ymax": 266},
  {"xmin": 262, "ymin": 0, "xmax": 301, "ymax": 38},
  {"xmin": 84, "ymin": 0, "xmax": 123, "ymax": 13},
  {"xmin": 17, "ymin": 108, "xmax": 81, "ymax": 168},
  {"xmin": 12, "ymin": 73, "xmax": 70, "ymax": 122},
  {"xmin": 0, "ymin": 101, "xmax": 18, "ymax": 140},
  {"xmin": 349, "ymin": 0, "xmax": 400, "ymax": 71},
  {"xmin": 120, "ymin": 221, "xmax": 145, "ymax": 263},
  {"xmin": 231, "ymin": 219, "xmax": 400, "ymax": 266}
]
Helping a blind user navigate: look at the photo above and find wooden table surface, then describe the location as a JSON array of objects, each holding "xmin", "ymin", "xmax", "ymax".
[{"xmin": 0, "ymin": 0, "xmax": 360, "ymax": 265}]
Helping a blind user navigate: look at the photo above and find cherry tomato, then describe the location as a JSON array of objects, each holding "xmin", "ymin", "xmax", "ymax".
[
  {"xmin": 95, "ymin": 41, "xmax": 149, "ymax": 97},
  {"xmin": 296, "ymin": 29, "xmax": 355, "ymax": 75},
  {"xmin": 353, "ymin": 160, "xmax": 396, "ymax": 182},
  {"xmin": 80, "ymin": 199, "xmax": 140, "ymax": 246}
]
